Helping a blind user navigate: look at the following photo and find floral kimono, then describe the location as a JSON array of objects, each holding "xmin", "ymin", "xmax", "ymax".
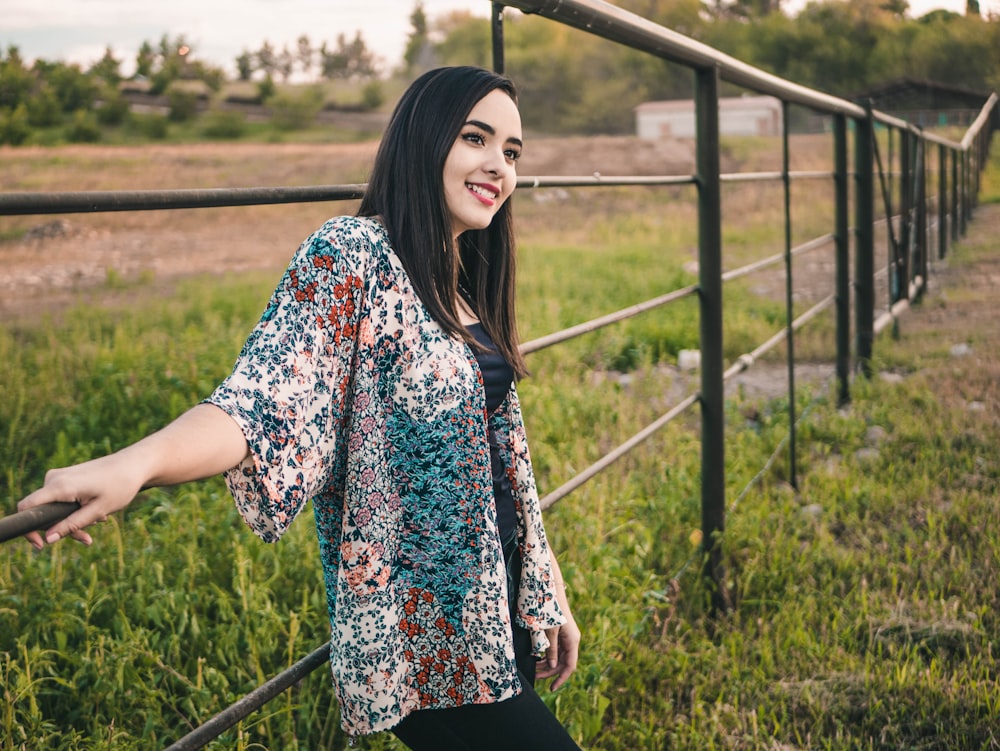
[{"xmin": 205, "ymin": 215, "xmax": 565, "ymax": 736}]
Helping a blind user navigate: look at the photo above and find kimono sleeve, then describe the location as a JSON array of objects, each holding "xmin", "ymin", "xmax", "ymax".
[{"xmin": 205, "ymin": 221, "xmax": 367, "ymax": 542}]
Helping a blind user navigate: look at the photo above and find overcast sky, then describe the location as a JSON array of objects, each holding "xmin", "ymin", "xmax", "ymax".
[{"xmin": 2, "ymin": 0, "xmax": 995, "ymax": 76}]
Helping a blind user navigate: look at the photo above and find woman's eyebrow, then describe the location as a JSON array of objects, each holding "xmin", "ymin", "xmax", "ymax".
[{"xmin": 465, "ymin": 119, "xmax": 523, "ymax": 148}]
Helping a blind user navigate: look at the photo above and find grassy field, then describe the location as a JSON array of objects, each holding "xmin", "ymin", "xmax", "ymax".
[{"xmin": 1, "ymin": 138, "xmax": 999, "ymax": 750}]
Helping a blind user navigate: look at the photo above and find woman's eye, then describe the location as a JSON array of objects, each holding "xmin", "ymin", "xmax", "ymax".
[
  {"xmin": 504, "ymin": 149, "xmax": 521, "ymax": 162},
  {"xmin": 462, "ymin": 132, "xmax": 485, "ymax": 146}
]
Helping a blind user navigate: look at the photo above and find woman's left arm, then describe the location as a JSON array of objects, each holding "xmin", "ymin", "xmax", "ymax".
[{"xmin": 536, "ymin": 550, "xmax": 580, "ymax": 690}]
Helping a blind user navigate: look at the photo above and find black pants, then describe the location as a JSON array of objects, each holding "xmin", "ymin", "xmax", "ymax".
[{"xmin": 390, "ymin": 539, "xmax": 581, "ymax": 751}]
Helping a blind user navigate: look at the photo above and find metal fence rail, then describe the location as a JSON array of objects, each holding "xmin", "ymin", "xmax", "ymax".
[{"xmin": 1, "ymin": 0, "xmax": 997, "ymax": 747}]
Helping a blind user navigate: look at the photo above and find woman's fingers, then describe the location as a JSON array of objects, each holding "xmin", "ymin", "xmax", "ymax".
[
  {"xmin": 552, "ymin": 625, "xmax": 579, "ymax": 690},
  {"xmin": 17, "ymin": 461, "xmax": 133, "ymax": 548},
  {"xmin": 536, "ymin": 620, "xmax": 581, "ymax": 690}
]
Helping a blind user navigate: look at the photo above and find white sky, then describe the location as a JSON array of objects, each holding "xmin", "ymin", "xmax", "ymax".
[{"xmin": 1, "ymin": 0, "xmax": 996, "ymax": 75}]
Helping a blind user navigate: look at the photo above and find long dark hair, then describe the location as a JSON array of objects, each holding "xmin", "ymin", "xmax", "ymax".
[{"xmin": 357, "ymin": 66, "xmax": 527, "ymax": 378}]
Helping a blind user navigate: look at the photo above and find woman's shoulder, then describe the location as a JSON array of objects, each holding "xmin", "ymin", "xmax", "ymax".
[
  {"xmin": 313, "ymin": 215, "xmax": 388, "ymax": 249},
  {"xmin": 295, "ymin": 215, "xmax": 390, "ymax": 271}
]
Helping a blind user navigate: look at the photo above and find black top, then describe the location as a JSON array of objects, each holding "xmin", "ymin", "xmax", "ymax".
[{"xmin": 466, "ymin": 322, "xmax": 517, "ymax": 546}]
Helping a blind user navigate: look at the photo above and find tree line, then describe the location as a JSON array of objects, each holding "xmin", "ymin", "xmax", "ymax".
[
  {"xmin": 1, "ymin": 0, "xmax": 998, "ymax": 145},
  {"xmin": 417, "ymin": 0, "xmax": 1000, "ymax": 133}
]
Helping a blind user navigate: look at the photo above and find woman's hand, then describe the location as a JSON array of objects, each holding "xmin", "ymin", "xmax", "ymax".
[
  {"xmin": 537, "ymin": 610, "xmax": 581, "ymax": 691},
  {"xmin": 17, "ymin": 452, "xmax": 146, "ymax": 549},
  {"xmin": 536, "ymin": 550, "xmax": 580, "ymax": 690}
]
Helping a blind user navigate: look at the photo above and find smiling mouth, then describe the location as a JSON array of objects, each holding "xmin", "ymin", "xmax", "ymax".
[{"xmin": 466, "ymin": 183, "xmax": 498, "ymax": 205}]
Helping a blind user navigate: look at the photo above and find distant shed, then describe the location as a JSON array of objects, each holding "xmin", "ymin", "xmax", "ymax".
[{"xmin": 635, "ymin": 96, "xmax": 783, "ymax": 139}]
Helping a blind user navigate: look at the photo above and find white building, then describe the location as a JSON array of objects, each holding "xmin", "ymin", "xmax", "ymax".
[{"xmin": 635, "ymin": 96, "xmax": 783, "ymax": 139}]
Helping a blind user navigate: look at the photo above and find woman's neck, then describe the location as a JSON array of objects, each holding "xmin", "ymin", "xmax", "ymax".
[{"xmin": 457, "ymin": 296, "xmax": 479, "ymax": 326}]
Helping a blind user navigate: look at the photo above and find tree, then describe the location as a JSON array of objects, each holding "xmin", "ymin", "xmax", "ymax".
[
  {"xmin": 135, "ymin": 41, "xmax": 155, "ymax": 79},
  {"xmin": 255, "ymin": 41, "xmax": 277, "ymax": 80},
  {"xmin": 319, "ymin": 32, "xmax": 379, "ymax": 80},
  {"xmin": 434, "ymin": 12, "xmax": 491, "ymax": 69},
  {"xmin": 0, "ymin": 103, "xmax": 31, "ymax": 144},
  {"xmin": 235, "ymin": 50, "xmax": 254, "ymax": 82},
  {"xmin": 404, "ymin": 2, "xmax": 431, "ymax": 73},
  {"xmin": 710, "ymin": 0, "xmax": 782, "ymax": 20},
  {"xmin": 277, "ymin": 45, "xmax": 295, "ymax": 82},
  {"xmin": 0, "ymin": 46, "xmax": 34, "ymax": 110},
  {"xmin": 343, "ymin": 32, "xmax": 379, "ymax": 79},
  {"xmin": 25, "ymin": 83, "xmax": 61, "ymax": 126},
  {"xmin": 89, "ymin": 46, "xmax": 122, "ymax": 86},
  {"xmin": 39, "ymin": 61, "xmax": 99, "ymax": 113},
  {"xmin": 319, "ymin": 40, "xmax": 347, "ymax": 79},
  {"xmin": 148, "ymin": 34, "xmax": 192, "ymax": 94},
  {"xmin": 297, "ymin": 35, "xmax": 314, "ymax": 79}
]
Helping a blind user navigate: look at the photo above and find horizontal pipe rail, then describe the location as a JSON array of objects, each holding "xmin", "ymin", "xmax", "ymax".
[
  {"xmin": 721, "ymin": 233, "xmax": 835, "ymax": 284},
  {"xmin": 724, "ymin": 293, "xmax": 837, "ymax": 380},
  {"xmin": 720, "ymin": 170, "xmax": 833, "ymax": 183},
  {"xmin": 0, "ymin": 185, "xmax": 368, "ymax": 216},
  {"xmin": 961, "ymin": 93, "xmax": 999, "ymax": 151},
  {"xmin": 873, "ymin": 277, "xmax": 923, "ymax": 335},
  {"xmin": 0, "ymin": 502, "xmax": 80, "ymax": 543},
  {"xmin": 517, "ymin": 174, "xmax": 695, "ymax": 188},
  {"xmin": 540, "ymin": 393, "xmax": 700, "ymax": 510},
  {"xmin": 2, "ymin": 169, "xmax": 848, "ymax": 218},
  {"xmin": 163, "ymin": 644, "xmax": 331, "ymax": 751},
  {"xmin": 521, "ymin": 284, "xmax": 698, "ymax": 354}
]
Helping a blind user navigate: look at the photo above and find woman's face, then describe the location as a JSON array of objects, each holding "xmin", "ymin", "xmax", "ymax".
[{"xmin": 442, "ymin": 89, "xmax": 522, "ymax": 240}]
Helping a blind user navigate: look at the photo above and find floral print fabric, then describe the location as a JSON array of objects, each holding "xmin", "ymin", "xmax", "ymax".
[{"xmin": 205, "ymin": 216, "xmax": 565, "ymax": 736}]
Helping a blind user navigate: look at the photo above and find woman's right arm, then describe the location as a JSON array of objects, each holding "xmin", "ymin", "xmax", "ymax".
[{"xmin": 16, "ymin": 403, "xmax": 248, "ymax": 550}]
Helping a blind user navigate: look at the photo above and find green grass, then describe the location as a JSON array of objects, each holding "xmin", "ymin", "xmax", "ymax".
[{"xmin": 2, "ymin": 146, "xmax": 999, "ymax": 750}]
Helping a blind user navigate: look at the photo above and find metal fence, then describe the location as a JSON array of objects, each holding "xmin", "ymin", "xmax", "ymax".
[{"xmin": 1, "ymin": 0, "xmax": 997, "ymax": 747}]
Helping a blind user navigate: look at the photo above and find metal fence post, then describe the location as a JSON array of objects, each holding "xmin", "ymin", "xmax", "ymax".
[
  {"xmin": 938, "ymin": 143, "xmax": 948, "ymax": 259},
  {"xmin": 781, "ymin": 101, "xmax": 798, "ymax": 488},
  {"xmin": 951, "ymin": 147, "xmax": 960, "ymax": 243},
  {"xmin": 897, "ymin": 129, "xmax": 911, "ymax": 305},
  {"xmin": 695, "ymin": 64, "xmax": 727, "ymax": 613},
  {"xmin": 854, "ymin": 110, "xmax": 875, "ymax": 378},
  {"xmin": 915, "ymin": 139, "xmax": 927, "ymax": 294},
  {"xmin": 961, "ymin": 150, "xmax": 969, "ymax": 235},
  {"xmin": 491, "ymin": 3, "xmax": 506, "ymax": 74},
  {"xmin": 833, "ymin": 114, "xmax": 851, "ymax": 405}
]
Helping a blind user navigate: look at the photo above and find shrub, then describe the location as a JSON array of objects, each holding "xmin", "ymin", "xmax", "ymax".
[
  {"xmin": 137, "ymin": 113, "xmax": 169, "ymax": 140},
  {"xmin": 256, "ymin": 75, "xmax": 276, "ymax": 103},
  {"xmin": 65, "ymin": 108, "xmax": 101, "ymax": 142},
  {"xmin": 26, "ymin": 83, "xmax": 62, "ymax": 127},
  {"xmin": 201, "ymin": 108, "xmax": 246, "ymax": 140},
  {"xmin": 167, "ymin": 87, "xmax": 199, "ymax": 122},
  {"xmin": 269, "ymin": 86, "xmax": 324, "ymax": 131},
  {"xmin": 43, "ymin": 61, "xmax": 98, "ymax": 113},
  {"xmin": 96, "ymin": 88, "xmax": 131, "ymax": 126},
  {"xmin": 0, "ymin": 103, "xmax": 30, "ymax": 145},
  {"xmin": 360, "ymin": 80, "xmax": 384, "ymax": 111}
]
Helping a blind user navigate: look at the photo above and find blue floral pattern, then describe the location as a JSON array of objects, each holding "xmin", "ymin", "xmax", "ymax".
[{"xmin": 205, "ymin": 216, "xmax": 565, "ymax": 736}]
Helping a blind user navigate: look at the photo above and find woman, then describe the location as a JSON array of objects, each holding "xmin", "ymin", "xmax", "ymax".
[{"xmin": 17, "ymin": 66, "xmax": 581, "ymax": 750}]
